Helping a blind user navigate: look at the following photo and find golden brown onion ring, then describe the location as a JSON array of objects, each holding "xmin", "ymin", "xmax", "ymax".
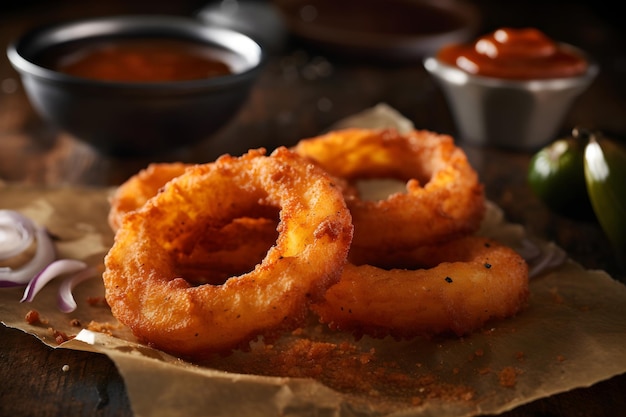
[
  {"xmin": 311, "ymin": 236, "xmax": 529, "ymax": 339},
  {"xmin": 108, "ymin": 162, "xmax": 191, "ymax": 231},
  {"xmin": 293, "ymin": 128, "xmax": 486, "ymax": 253},
  {"xmin": 103, "ymin": 148, "xmax": 353, "ymax": 358},
  {"xmin": 107, "ymin": 161, "xmax": 282, "ymax": 283},
  {"xmin": 107, "ymin": 162, "xmax": 281, "ymax": 280}
]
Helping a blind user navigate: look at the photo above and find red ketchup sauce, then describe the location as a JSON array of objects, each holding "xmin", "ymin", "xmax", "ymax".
[
  {"xmin": 436, "ymin": 28, "xmax": 589, "ymax": 80},
  {"xmin": 39, "ymin": 38, "xmax": 233, "ymax": 82}
]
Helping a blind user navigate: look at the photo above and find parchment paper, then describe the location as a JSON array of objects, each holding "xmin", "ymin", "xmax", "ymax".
[{"xmin": 1, "ymin": 105, "xmax": 626, "ymax": 417}]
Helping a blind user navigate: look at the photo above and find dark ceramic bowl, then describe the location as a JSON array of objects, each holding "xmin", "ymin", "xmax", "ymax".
[{"xmin": 7, "ymin": 15, "xmax": 264, "ymax": 156}]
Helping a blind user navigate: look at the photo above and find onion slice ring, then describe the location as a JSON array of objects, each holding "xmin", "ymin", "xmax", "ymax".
[
  {"xmin": 293, "ymin": 128, "xmax": 486, "ymax": 253},
  {"xmin": 0, "ymin": 222, "xmax": 56, "ymax": 287},
  {"xmin": 103, "ymin": 147, "xmax": 354, "ymax": 358},
  {"xmin": 0, "ymin": 209, "xmax": 36, "ymax": 260},
  {"xmin": 311, "ymin": 236, "xmax": 529, "ymax": 339}
]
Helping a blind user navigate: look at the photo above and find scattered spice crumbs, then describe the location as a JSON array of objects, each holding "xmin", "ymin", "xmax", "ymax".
[
  {"xmin": 49, "ymin": 327, "xmax": 73, "ymax": 344},
  {"xmin": 86, "ymin": 320, "xmax": 120, "ymax": 335},
  {"xmin": 200, "ymin": 328, "xmax": 477, "ymax": 408},
  {"xmin": 498, "ymin": 366, "xmax": 520, "ymax": 388},
  {"xmin": 25, "ymin": 309, "xmax": 46, "ymax": 325}
]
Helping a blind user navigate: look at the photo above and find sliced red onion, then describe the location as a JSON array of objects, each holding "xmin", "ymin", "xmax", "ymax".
[
  {"xmin": 1, "ymin": 210, "xmax": 100, "ymax": 313},
  {"xmin": 528, "ymin": 244, "xmax": 568, "ymax": 278},
  {"xmin": 0, "ymin": 209, "xmax": 36, "ymax": 260},
  {"xmin": 508, "ymin": 237, "xmax": 567, "ymax": 279},
  {"xmin": 515, "ymin": 238, "xmax": 543, "ymax": 263},
  {"xmin": 57, "ymin": 266, "xmax": 99, "ymax": 313},
  {"xmin": 21, "ymin": 259, "xmax": 87, "ymax": 303},
  {"xmin": 0, "ymin": 226, "xmax": 56, "ymax": 287}
]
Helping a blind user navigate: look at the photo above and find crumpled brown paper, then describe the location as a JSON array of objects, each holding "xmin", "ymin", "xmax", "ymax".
[{"xmin": 1, "ymin": 105, "xmax": 626, "ymax": 417}]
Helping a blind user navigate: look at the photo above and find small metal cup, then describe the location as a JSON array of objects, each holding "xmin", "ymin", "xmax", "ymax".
[{"xmin": 424, "ymin": 46, "xmax": 599, "ymax": 151}]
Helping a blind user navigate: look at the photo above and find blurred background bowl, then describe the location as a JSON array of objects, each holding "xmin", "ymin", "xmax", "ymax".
[
  {"xmin": 6, "ymin": 14, "xmax": 264, "ymax": 156},
  {"xmin": 196, "ymin": 0, "xmax": 288, "ymax": 54},
  {"xmin": 424, "ymin": 45, "xmax": 599, "ymax": 151},
  {"xmin": 272, "ymin": 0, "xmax": 480, "ymax": 62}
]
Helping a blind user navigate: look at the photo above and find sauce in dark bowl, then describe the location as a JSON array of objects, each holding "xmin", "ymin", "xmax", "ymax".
[
  {"xmin": 7, "ymin": 15, "xmax": 264, "ymax": 155},
  {"xmin": 34, "ymin": 37, "xmax": 236, "ymax": 83}
]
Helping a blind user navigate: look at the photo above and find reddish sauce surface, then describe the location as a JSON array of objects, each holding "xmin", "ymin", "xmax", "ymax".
[
  {"xmin": 436, "ymin": 28, "xmax": 588, "ymax": 80},
  {"xmin": 46, "ymin": 38, "xmax": 232, "ymax": 82}
]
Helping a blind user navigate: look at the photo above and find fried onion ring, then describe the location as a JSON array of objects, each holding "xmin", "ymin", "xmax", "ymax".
[
  {"xmin": 103, "ymin": 148, "xmax": 353, "ymax": 358},
  {"xmin": 108, "ymin": 162, "xmax": 281, "ymax": 283},
  {"xmin": 293, "ymin": 128, "xmax": 486, "ymax": 252},
  {"xmin": 108, "ymin": 162, "xmax": 191, "ymax": 231},
  {"xmin": 311, "ymin": 236, "xmax": 529, "ymax": 339}
]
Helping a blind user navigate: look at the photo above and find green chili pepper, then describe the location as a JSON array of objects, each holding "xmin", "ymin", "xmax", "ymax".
[
  {"xmin": 584, "ymin": 130, "xmax": 626, "ymax": 265},
  {"xmin": 527, "ymin": 129, "xmax": 594, "ymax": 220}
]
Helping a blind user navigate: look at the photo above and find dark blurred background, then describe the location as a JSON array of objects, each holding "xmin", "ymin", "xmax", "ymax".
[
  {"xmin": 2, "ymin": 0, "xmax": 625, "ymax": 140},
  {"xmin": 0, "ymin": 0, "xmax": 622, "ymax": 34},
  {"xmin": 1, "ymin": 0, "xmax": 623, "ymax": 60},
  {"xmin": 1, "ymin": 0, "xmax": 623, "ymax": 64},
  {"xmin": 0, "ymin": 0, "xmax": 626, "ymax": 143}
]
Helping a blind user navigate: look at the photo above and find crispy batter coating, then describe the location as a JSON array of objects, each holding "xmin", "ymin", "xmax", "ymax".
[
  {"xmin": 108, "ymin": 162, "xmax": 191, "ymax": 231},
  {"xmin": 104, "ymin": 128, "xmax": 528, "ymax": 355},
  {"xmin": 293, "ymin": 128, "xmax": 486, "ymax": 253},
  {"xmin": 103, "ymin": 148, "xmax": 353, "ymax": 358},
  {"xmin": 107, "ymin": 162, "xmax": 280, "ymax": 280},
  {"xmin": 311, "ymin": 236, "xmax": 529, "ymax": 339}
]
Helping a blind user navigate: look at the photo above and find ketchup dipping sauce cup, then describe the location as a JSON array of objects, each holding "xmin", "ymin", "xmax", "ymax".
[
  {"xmin": 7, "ymin": 15, "xmax": 264, "ymax": 156},
  {"xmin": 424, "ymin": 27, "xmax": 598, "ymax": 151}
]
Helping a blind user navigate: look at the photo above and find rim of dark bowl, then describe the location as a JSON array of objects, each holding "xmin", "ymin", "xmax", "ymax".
[{"xmin": 6, "ymin": 14, "xmax": 266, "ymax": 93}]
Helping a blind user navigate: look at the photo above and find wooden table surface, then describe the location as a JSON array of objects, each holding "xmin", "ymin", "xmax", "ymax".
[{"xmin": 1, "ymin": 1, "xmax": 625, "ymax": 416}]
